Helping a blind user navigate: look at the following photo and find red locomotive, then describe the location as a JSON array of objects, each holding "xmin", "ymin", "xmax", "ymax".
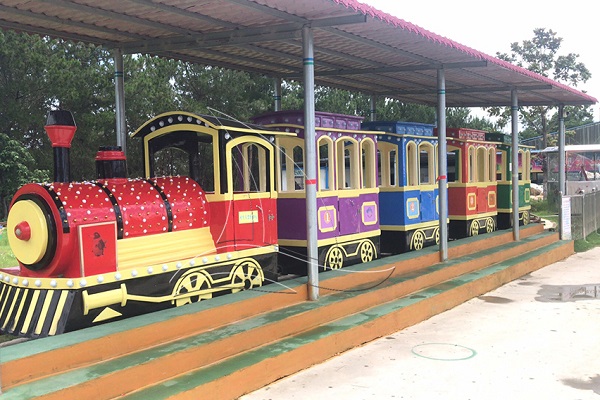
[{"xmin": 1, "ymin": 110, "xmax": 284, "ymax": 337}]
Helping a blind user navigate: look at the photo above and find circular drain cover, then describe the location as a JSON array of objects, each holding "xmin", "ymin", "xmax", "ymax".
[{"xmin": 411, "ymin": 343, "xmax": 477, "ymax": 361}]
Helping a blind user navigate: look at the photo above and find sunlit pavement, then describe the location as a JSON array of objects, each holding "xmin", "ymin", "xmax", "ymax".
[{"xmin": 241, "ymin": 246, "xmax": 600, "ymax": 400}]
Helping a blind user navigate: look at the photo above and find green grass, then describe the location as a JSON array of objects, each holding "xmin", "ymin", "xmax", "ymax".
[
  {"xmin": 0, "ymin": 228, "xmax": 17, "ymax": 269},
  {"xmin": 574, "ymin": 229, "xmax": 600, "ymax": 253}
]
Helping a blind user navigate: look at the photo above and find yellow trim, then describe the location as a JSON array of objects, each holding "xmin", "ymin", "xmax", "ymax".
[
  {"xmin": 488, "ymin": 191, "xmax": 497, "ymax": 207},
  {"xmin": 238, "ymin": 210, "xmax": 259, "ymax": 224},
  {"xmin": 142, "ymin": 123, "xmax": 218, "ymax": 178},
  {"xmin": 361, "ymin": 201, "xmax": 378, "ymax": 225},
  {"xmin": 278, "ymin": 192, "xmax": 306, "ymax": 199},
  {"xmin": 7, "ymin": 199, "xmax": 49, "ymax": 265},
  {"xmin": 232, "ymin": 192, "xmax": 273, "ymax": 200},
  {"xmin": 2, "ymin": 288, "xmax": 19, "ymax": 329},
  {"xmin": 118, "ymin": 227, "xmax": 217, "ymax": 271},
  {"xmin": 406, "ymin": 197, "xmax": 420, "ymax": 219},
  {"xmin": 10, "ymin": 288, "xmax": 28, "ymax": 332},
  {"xmin": 34, "ymin": 292, "xmax": 53, "ymax": 335},
  {"xmin": 21, "ymin": 290, "xmax": 40, "ymax": 335},
  {"xmin": 337, "ymin": 188, "xmax": 379, "ymax": 198},
  {"xmin": 449, "ymin": 211, "xmax": 497, "ymax": 220},
  {"xmin": 497, "ymin": 206, "xmax": 532, "ymax": 213},
  {"xmin": 226, "ymin": 136, "xmax": 277, "ymax": 197},
  {"xmin": 279, "ymin": 230, "xmax": 381, "ymax": 247},
  {"xmin": 0, "ymin": 245, "xmax": 276, "ymax": 291},
  {"xmin": 467, "ymin": 193, "xmax": 477, "ymax": 210},
  {"xmin": 318, "ymin": 206, "xmax": 337, "ymax": 232},
  {"xmin": 49, "ymin": 291, "xmax": 69, "ymax": 335},
  {"xmin": 448, "ymin": 182, "xmax": 498, "ymax": 188},
  {"xmin": 380, "ymin": 220, "xmax": 443, "ymax": 231}
]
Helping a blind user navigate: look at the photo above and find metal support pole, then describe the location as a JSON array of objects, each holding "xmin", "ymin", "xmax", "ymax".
[
  {"xmin": 511, "ymin": 90, "xmax": 520, "ymax": 241},
  {"xmin": 274, "ymin": 77, "xmax": 282, "ymax": 111},
  {"xmin": 114, "ymin": 48, "xmax": 127, "ymax": 155},
  {"xmin": 302, "ymin": 26, "xmax": 319, "ymax": 301},
  {"xmin": 437, "ymin": 68, "xmax": 448, "ymax": 261},
  {"xmin": 370, "ymin": 96, "xmax": 376, "ymax": 121},
  {"xmin": 558, "ymin": 105, "xmax": 566, "ymax": 239}
]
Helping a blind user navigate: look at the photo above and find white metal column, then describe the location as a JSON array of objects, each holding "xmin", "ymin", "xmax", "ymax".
[
  {"xmin": 114, "ymin": 48, "xmax": 127, "ymax": 155},
  {"xmin": 558, "ymin": 105, "xmax": 567, "ymax": 239},
  {"xmin": 437, "ymin": 68, "xmax": 448, "ymax": 261},
  {"xmin": 511, "ymin": 90, "xmax": 520, "ymax": 240},
  {"xmin": 302, "ymin": 26, "xmax": 319, "ymax": 300}
]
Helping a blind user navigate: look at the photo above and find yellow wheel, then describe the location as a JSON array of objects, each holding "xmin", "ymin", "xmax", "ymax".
[
  {"xmin": 411, "ymin": 230, "xmax": 425, "ymax": 251},
  {"xmin": 469, "ymin": 221, "xmax": 480, "ymax": 237},
  {"xmin": 485, "ymin": 218, "xmax": 495, "ymax": 233},
  {"xmin": 172, "ymin": 270, "xmax": 213, "ymax": 307},
  {"xmin": 359, "ymin": 240, "xmax": 376, "ymax": 263},
  {"xmin": 230, "ymin": 259, "xmax": 264, "ymax": 293},
  {"xmin": 7, "ymin": 198, "xmax": 52, "ymax": 266},
  {"xmin": 324, "ymin": 246, "xmax": 344, "ymax": 270},
  {"xmin": 522, "ymin": 211, "xmax": 530, "ymax": 225}
]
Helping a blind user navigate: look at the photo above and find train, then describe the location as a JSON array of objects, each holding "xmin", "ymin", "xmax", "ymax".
[{"xmin": 0, "ymin": 109, "xmax": 531, "ymax": 338}]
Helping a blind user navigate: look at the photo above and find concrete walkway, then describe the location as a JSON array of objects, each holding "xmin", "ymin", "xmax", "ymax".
[{"xmin": 241, "ymin": 246, "xmax": 600, "ymax": 400}]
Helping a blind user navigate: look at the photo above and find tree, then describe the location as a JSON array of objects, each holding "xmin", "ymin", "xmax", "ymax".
[
  {"xmin": 491, "ymin": 28, "xmax": 593, "ymax": 147},
  {"xmin": 0, "ymin": 133, "xmax": 49, "ymax": 220}
]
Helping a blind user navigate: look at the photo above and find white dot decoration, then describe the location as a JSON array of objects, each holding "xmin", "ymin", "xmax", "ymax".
[
  {"xmin": 22, "ymin": 279, "xmax": 29, "ymax": 287},
  {"xmin": 97, "ymin": 276, "xmax": 104, "ymax": 283},
  {"xmin": 50, "ymin": 280, "xmax": 57, "ymax": 288},
  {"xmin": 79, "ymin": 279, "xmax": 87, "ymax": 287},
  {"xmin": 66, "ymin": 280, "xmax": 74, "ymax": 287},
  {"xmin": 115, "ymin": 273, "xmax": 122, "ymax": 280},
  {"xmin": 131, "ymin": 270, "xmax": 138, "ymax": 277},
  {"xmin": 34, "ymin": 279, "xmax": 41, "ymax": 287},
  {"xmin": 147, "ymin": 267, "xmax": 153, "ymax": 274}
]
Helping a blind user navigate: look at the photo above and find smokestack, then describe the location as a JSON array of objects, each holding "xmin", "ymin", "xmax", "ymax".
[
  {"xmin": 96, "ymin": 146, "xmax": 127, "ymax": 181},
  {"xmin": 45, "ymin": 110, "xmax": 76, "ymax": 183}
]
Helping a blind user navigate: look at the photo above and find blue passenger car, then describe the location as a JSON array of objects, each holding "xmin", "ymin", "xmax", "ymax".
[{"xmin": 362, "ymin": 121, "xmax": 440, "ymax": 254}]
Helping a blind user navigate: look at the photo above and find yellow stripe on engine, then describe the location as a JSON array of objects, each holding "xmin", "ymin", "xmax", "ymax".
[
  {"xmin": 2, "ymin": 288, "xmax": 20, "ymax": 329},
  {"xmin": 0, "ymin": 284, "xmax": 10, "ymax": 318},
  {"xmin": 10, "ymin": 288, "xmax": 28, "ymax": 332},
  {"xmin": 117, "ymin": 227, "xmax": 217, "ymax": 270},
  {"xmin": 21, "ymin": 290, "xmax": 40, "ymax": 335},
  {"xmin": 49, "ymin": 291, "xmax": 69, "ymax": 336},
  {"xmin": 34, "ymin": 293, "xmax": 53, "ymax": 336}
]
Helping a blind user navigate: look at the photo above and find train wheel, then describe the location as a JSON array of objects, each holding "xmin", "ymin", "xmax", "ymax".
[
  {"xmin": 523, "ymin": 211, "xmax": 530, "ymax": 225},
  {"xmin": 485, "ymin": 218, "xmax": 495, "ymax": 233},
  {"xmin": 434, "ymin": 228, "xmax": 440, "ymax": 245},
  {"xmin": 324, "ymin": 246, "xmax": 344, "ymax": 270},
  {"xmin": 172, "ymin": 270, "xmax": 213, "ymax": 307},
  {"xmin": 411, "ymin": 230, "xmax": 425, "ymax": 250},
  {"xmin": 359, "ymin": 240, "xmax": 376, "ymax": 263},
  {"xmin": 230, "ymin": 259, "xmax": 264, "ymax": 293},
  {"xmin": 469, "ymin": 221, "xmax": 479, "ymax": 237}
]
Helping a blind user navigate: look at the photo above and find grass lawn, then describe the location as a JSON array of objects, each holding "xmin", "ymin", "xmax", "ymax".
[{"xmin": 0, "ymin": 228, "xmax": 17, "ymax": 269}]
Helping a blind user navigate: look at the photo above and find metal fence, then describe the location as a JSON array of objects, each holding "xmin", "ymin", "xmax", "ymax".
[{"xmin": 569, "ymin": 190, "xmax": 600, "ymax": 240}]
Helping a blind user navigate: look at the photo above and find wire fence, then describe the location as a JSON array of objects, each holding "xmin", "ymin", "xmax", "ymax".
[{"xmin": 569, "ymin": 190, "xmax": 600, "ymax": 240}]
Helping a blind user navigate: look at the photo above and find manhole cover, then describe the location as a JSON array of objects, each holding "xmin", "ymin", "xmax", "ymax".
[{"xmin": 411, "ymin": 343, "xmax": 477, "ymax": 361}]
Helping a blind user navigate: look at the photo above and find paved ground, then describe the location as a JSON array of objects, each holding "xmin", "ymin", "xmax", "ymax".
[{"xmin": 241, "ymin": 245, "xmax": 600, "ymax": 400}]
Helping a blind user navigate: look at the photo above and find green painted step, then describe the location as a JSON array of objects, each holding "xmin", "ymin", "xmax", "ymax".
[
  {"xmin": 1, "ymin": 233, "xmax": 564, "ymax": 399},
  {"xmin": 121, "ymin": 240, "xmax": 570, "ymax": 400}
]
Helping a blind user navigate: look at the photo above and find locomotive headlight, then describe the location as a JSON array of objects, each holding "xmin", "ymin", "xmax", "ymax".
[{"xmin": 7, "ymin": 199, "xmax": 50, "ymax": 265}]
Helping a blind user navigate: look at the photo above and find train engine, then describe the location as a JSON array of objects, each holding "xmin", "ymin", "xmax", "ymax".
[{"xmin": 0, "ymin": 110, "xmax": 279, "ymax": 337}]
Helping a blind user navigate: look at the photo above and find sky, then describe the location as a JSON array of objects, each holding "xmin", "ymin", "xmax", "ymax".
[{"xmin": 361, "ymin": 0, "xmax": 600, "ymax": 122}]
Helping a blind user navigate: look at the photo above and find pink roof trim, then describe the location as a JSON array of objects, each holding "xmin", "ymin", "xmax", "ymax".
[{"xmin": 333, "ymin": 0, "xmax": 597, "ymax": 103}]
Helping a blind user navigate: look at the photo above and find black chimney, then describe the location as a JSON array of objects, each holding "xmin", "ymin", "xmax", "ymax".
[{"xmin": 44, "ymin": 110, "xmax": 76, "ymax": 183}]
